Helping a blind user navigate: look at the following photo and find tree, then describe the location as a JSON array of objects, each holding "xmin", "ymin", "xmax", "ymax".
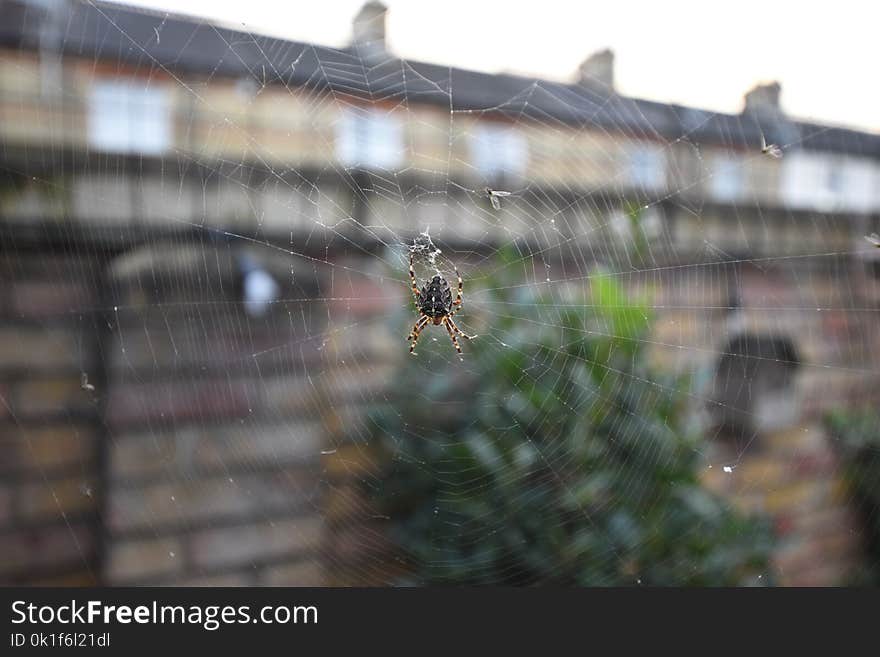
[
  {"xmin": 825, "ymin": 408, "xmax": 880, "ymax": 585},
  {"xmin": 366, "ymin": 248, "xmax": 774, "ymax": 585}
]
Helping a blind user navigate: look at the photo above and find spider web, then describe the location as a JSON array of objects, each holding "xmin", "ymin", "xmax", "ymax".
[{"xmin": 1, "ymin": 0, "xmax": 878, "ymax": 586}]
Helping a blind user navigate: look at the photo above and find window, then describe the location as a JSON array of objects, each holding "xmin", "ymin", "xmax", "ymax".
[
  {"xmin": 627, "ymin": 144, "xmax": 665, "ymax": 190},
  {"xmin": 779, "ymin": 151, "xmax": 862, "ymax": 211},
  {"xmin": 469, "ymin": 122, "xmax": 528, "ymax": 179},
  {"xmin": 336, "ymin": 107, "xmax": 403, "ymax": 170},
  {"xmin": 826, "ymin": 165, "xmax": 842, "ymax": 196},
  {"xmin": 710, "ymin": 154, "xmax": 744, "ymax": 202},
  {"xmin": 88, "ymin": 79, "xmax": 171, "ymax": 155}
]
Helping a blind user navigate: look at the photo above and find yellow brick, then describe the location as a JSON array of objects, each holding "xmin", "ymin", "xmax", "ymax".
[
  {"xmin": 18, "ymin": 477, "xmax": 98, "ymax": 520},
  {"xmin": 1, "ymin": 424, "xmax": 94, "ymax": 472},
  {"xmin": 764, "ymin": 481, "xmax": 819, "ymax": 513},
  {"xmin": 106, "ymin": 538, "xmax": 183, "ymax": 582},
  {"xmin": 324, "ymin": 444, "xmax": 378, "ymax": 477},
  {"xmin": 262, "ymin": 560, "xmax": 324, "ymax": 586},
  {"xmin": 829, "ymin": 477, "xmax": 852, "ymax": 504},
  {"xmin": 736, "ymin": 458, "xmax": 787, "ymax": 485}
]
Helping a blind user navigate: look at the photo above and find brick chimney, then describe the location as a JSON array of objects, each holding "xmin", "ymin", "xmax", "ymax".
[
  {"xmin": 351, "ymin": 1, "xmax": 389, "ymax": 62},
  {"xmin": 743, "ymin": 81, "xmax": 783, "ymax": 117},
  {"xmin": 577, "ymin": 48, "xmax": 615, "ymax": 92}
]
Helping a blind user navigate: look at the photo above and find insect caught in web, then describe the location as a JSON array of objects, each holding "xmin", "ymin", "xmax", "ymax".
[
  {"xmin": 759, "ymin": 132, "xmax": 783, "ymax": 159},
  {"xmin": 865, "ymin": 233, "xmax": 880, "ymax": 247},
  {"xmin": 483, "ymin": 186, "xmax": 511, "ymax": 210},
  {"xmin": 80, "ymin": 372, "xmax": 95, "ymax": 393},
  {"xmin": 407, "ymin": 252, "xmax": 477, "ymax": 356}
]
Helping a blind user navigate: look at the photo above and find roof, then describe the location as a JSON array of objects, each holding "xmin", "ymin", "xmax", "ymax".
[{"xmin": 2, "ymin": 0, "xmax": 879, "ymax": 158}]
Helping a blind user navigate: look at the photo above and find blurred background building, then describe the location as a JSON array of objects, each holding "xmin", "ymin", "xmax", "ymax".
[{"xmin": 1, "ymin": 0, "xmax": 879, "ymax": 586}]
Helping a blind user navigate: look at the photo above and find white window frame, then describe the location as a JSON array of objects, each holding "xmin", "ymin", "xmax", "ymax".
[
  {"xmin": 469, "ymin": 122, "xmax": 528, "ymax": 180},
  {"xmin": 88, "ymin": 79, "xmax": 171, "ymax": 155},
  {"xmin": 336, "ymin": 107, "xmax": 404, "ymax": 170},
  {"xmin": 627, "ymin": 144, "xmax": 666, "ymax": 191}
]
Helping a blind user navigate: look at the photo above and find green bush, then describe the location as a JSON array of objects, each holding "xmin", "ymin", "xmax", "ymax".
[
  {"xmin": 366, "ymin": 249, "xmax": 774, "ymax": 585},
  {"xmin": 825, "ymin": 408, "xmax": 880, "ymax": 585}
]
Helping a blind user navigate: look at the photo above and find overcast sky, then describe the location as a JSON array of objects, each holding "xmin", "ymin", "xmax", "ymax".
[{"xmin": 116, "ymin": 0, "xmax": 879, "ymax": 132}]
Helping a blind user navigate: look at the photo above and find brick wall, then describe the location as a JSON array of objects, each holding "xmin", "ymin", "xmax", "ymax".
[
  {"xmin": 98, "ymin": 241, "xmax": 335, "ymax": 585},
  {"xmin": 703, "ymin": 423, "xmax": 866, "ymax": 586},
  {"xmin": 0, "ymin": 252, "xmax": 102, "ymax": 584},
  {"xmin": 2, "ymin": 222, "xmax": 878, "ymax": 586},
  {"xmin": 0, "ymin": 239, "xmax": 341, "ymax": 585}
]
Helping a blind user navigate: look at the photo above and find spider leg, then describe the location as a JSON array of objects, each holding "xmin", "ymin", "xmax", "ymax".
[
  {"xmin": 408, "ymin": 315, "xmax": 430, "ymax": 354},
  {"xmin": 409, "ymin": 252, "xmax": 421, "ymax": 303},
  {"xmin": 452, "ymin": 266, "xmax": 463, "ymax": 308},
  {"xmin": 407, "ymin": 315, "xmax": 429, "ymax": 342},
  {"xmin": 442, "ymin": 317, "xmax": 463, "ymax": 355},
  {"xmin": 447, "ymin": 316, "xmax": 476, "ymax": 340}
]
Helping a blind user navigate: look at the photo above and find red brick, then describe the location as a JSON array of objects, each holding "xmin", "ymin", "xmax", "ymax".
[
  {"xmin": 106, "ymin": 537, "xmax": 184, "ymax": 582},
  {"xmin": 12, "ymin": 377, "xmax": 94, "ymax": 417},
  {"xmin": 328, "ymin": 278, "xmax": 402, "ymax": 317},
  {"xmin": 188, "ymin": 516, "xmax": 321, "ymax": 571},
  {"xmin": 261, "ymin": 559, "xmax": 324, "ymax": 586},
  {"xmin": 0, "ymin": 485, "xmax": 12, "ymax": 525},
  {"xmin": 324, "ymin": 444, "xmax": 378, "ymax": 477},
  {"xmin": 29, "ymin": 571, "xmax": 99, "ymax": 586},
  {"xmin": 786, "ymin": 562, "xmax": 850, "ymax": 587},
  {"xmin": 161, "ymin": 573, "xmax": 252, "ymax": 587},
  {"xmin": 106, "ymin": 378, "xmax": 255, "ymax": 428},
  {"xmin": 10, "ymin": 281, "xmax": 94, "ymax": 318},
  {"xmin": 0, "ymin": 524, "xmax": 94, "ymax": 579},
  {"xmin": 327, "ymin": 523, "xmax": 391, "ymax": 565},
  {"xmin": 792, "ymin": 449, "xmax": 837, "ymax": 476},
  {"xmin": 107, "ymin": 470, "xmax": 316, "ymax": 533},
  {"xmin": 195, "ymin": 422, "xmax": 322, "ymax": 469},
  {"xmin": 106, "ymin": 322, "xmax": 318, "ymax": 371},
  {"xmin": 0, "ymin": 328, "xmax": 80, "ymax": 370},
  {"xmin": 318, "ymin": 364, "xmax": 393, "ymax": 401},
  {"xmin": 0, "ymin": 424, "xmax": 95, "ymax": 474},
  {"xmin": 260, "ymin": 376, "xmax": 318, "ymax": 415},
  {"xmin": 110, "ymin": 422, "xmax": 322, "ymax": 479},
  {"xmin": 0, "ymin": 383, "xmax": 9, "ymax": 421},
  {"xmin": 325, "ymin": 481, "xmax": 371, "ymax": 521},
  {"xmin": 793, "ymin": 506, "xmax": 860, "ymax": 537}
]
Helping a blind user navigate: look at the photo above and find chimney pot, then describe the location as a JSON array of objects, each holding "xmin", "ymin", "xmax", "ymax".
[
  {"xmin": 743, "ymin": 81, "xmax": 782, "ymax": 116},
  {"xmin": 577, "ymin": 48, "xmax": 615, "ymax": 92},
  {"xmin": 351, "ymin": 1, "xmax": 389, "ymax": 61}
]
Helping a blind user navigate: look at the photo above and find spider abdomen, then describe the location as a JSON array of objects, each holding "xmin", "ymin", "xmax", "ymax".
[
  {"xmin": 419, "ymin": 276, "xmax": 453, "ymax": 318},
  {"xmin": 408, "ymin": 255, "xmax": 473, "ymax": 356}
]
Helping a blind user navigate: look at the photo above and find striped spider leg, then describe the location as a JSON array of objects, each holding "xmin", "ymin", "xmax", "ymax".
[
  {"xmin": 450, "ymin": 266, "xmax": 463, "ymax": 312},
  {"xmin": 409, "ymin": 251, "xmax": 421, "ymax": 304},
  {"xmin": 407, "ymin": 314, "xmax": 430, "ymax": 354},
  {"xmin": 445, "ymin": 315, "xmax": 476, "ymax": 342}
]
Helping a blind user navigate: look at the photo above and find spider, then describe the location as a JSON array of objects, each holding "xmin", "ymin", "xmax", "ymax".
[{"xmin": 407, "ymin": 252, "xmax": 476, "ymax": 356}]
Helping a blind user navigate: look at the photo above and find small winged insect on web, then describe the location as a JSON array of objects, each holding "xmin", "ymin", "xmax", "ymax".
[
  {"xmin": 864, "ymin": 233, "xmax": 880, "ymax": 248},
  {"xmin": 760, "ymin": 132, "xmax": 782, "ymax": 159},
  {"xmin": 80, "ymin": 372, "xmax": 95, "ymax": 392},
  {"xmin": 484, "ymin": 186, "xmax": 511, "ymax": 210}
]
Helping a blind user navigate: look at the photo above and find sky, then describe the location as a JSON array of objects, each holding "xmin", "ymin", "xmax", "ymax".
[{"xmin": 116, "ymin": 0, "xmax": 879, "ymax": 132}]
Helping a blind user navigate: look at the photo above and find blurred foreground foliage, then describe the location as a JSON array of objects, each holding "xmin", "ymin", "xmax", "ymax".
[
  {"xmin": 825, "ymin": 408, "xmax": 880, "ymax": 585},
  {"xmin": 366, "ymin": 248, "xmax": 774, "ymax": 585}
]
